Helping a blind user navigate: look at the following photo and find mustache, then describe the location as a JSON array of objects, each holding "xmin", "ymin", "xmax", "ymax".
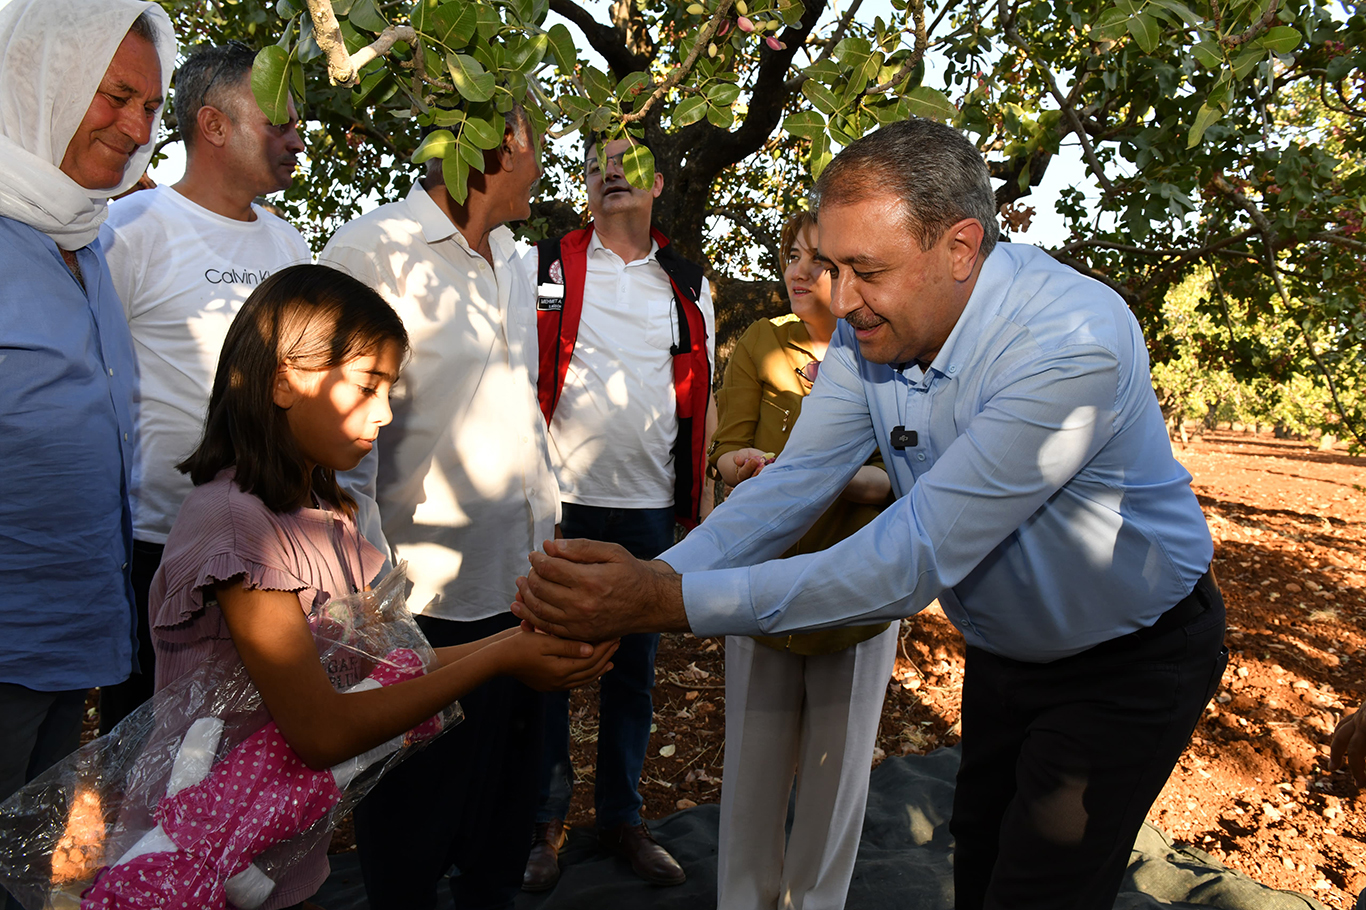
[{"xmin": 844, "ymin": 310, "xmax": 885, "ymax": 330}]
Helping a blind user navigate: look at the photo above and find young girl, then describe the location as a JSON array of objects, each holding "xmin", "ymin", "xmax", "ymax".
[{"xmin": 147, "ymin": 264, "xmax": 616, "ymax": 910}]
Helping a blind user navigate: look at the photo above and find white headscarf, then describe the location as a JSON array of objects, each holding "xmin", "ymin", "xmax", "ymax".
[{"xmin": 0, "ymin": 0, "xmax": 176, "ymax": 250}]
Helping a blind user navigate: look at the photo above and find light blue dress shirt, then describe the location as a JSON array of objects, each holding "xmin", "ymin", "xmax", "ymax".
[
  {"xmin": 0, "ymin": 216, "xmax": 137, "ymax": 690},
  {"xmin": 665, "ymin": 243, "xmax": 1213, "ymax": 663}
]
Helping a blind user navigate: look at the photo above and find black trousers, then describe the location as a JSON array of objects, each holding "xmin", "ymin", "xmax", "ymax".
[
  {"xmin": 951, "ymin": 572, "xmax": 1228, "ymax": 910},
  {"xmin": 353, "ymin": 611, "xmax": 542, "ymax": 910},
  {"xmin": 98, "ymin": 539, "xmax": 163, "ymax": 734}
]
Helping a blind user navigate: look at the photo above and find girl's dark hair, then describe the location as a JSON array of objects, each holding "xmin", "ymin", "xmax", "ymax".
[{"xmin": 179, "ymin": 263, "xmax": 409, "ymax": 516}]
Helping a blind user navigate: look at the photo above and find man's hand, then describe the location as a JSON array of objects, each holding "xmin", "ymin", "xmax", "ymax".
[
  {"xmin": 511, "ymin": 538, "xmax": 691, "ymax": 641},
  {"xmin": 1330, "ymin": 703, "xmax": 1366, "ymax": 785}
]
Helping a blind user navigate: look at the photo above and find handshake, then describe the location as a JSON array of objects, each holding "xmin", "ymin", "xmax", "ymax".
[{"xmin": 513, "ymin": 538, "xmax": 691, "ymax": 643}]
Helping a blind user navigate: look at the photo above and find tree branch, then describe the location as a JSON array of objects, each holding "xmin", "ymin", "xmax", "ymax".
[
  {"xmin": 927, "ymin": 0, "xmax": 967, "ymax": 39},
  {"xmin": 867, "ymin": 0, "xmax": 929, "ymax": 95},
  {"xmin": 1221, "ymin": 0, "xmax": 1280, "ymax": 48},
  {"xmin": 621, "ymin": 0, "xmax": 737, "ymax": 125},
  {"xmin": 1309, "ymin": 231, "xmax": 1366, "ymax": 254},
  {"xmin": 1000, "ymin": 0, "xmax": 1116, "ymax": 196},
  {"xmin": 784, "ymin": 0, "xmax": 862, "ymax": 92},
  {"xmin": 304, "ymin": 0, "xmax": 415, "ymax": 87},
  {"xmin": 711, "ymin": 206, "xmax": 782, "ymax": 277},
  {"xmin": 549, "ymin": 0, "xmax": 649, "ymax": 77}
]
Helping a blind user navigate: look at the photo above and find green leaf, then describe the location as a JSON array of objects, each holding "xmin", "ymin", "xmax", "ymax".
[
  {"xmin": 802, "ymin": 59, "xmax": 841, "ymax": 84},
  {"xmin": 289, "ymin": 60, "xmax": 306, "ymax": 101},
  {"xmin": 833, "ymin": 36, "xmax": 872, "ymax": 69},
  {"xmin": 352, "ymin": 67, "xmax": 396, "ymax": 106},
  {"xmin": 802, "ymin": 80, "xmax": 840, "ymax": 115},
  {"xmin": 623, "ymin": 145, "xmax": 655, "ymax": 189},
  {"xmin": 869, "ymin": 97, "xmax": 908, "ymax": 125},
  {"xmin": 251, "ymin": 46, "xmax": 292, "ymax": 125},
  {"xmin": 413, "ymin": 128, "xmax": 457, "ymax": 163},
  {"xmin": 707, "ymin": 82, "xmax": 742, "ymax": 106},
  {"xmin": 423, "ymin": 1, "xmax": 478, "ymax": 49},
  {"xmin": 1231, "ymin": 45, "xmax": 1266, "ymax": 79},
  {"xmin": 617, "ymin": 71, "xmax": 651, "ymax": 101},
  {"xmin": 1146, "ymin": 0, "xmax": 1200, "ymax": 25},
  {"xmin": 443, "ymin": 151, "xmax": 470, "ymax": 205},
  {"xmin": 463, "ymin": 113, "xmax": 505, "ymax": 149},
  {"xmin": 583, "ymin": 66, "xmax": 613, "ymax": 105},
  {"xmin": 673, "ymin": 96, "xmax": 709, "ymax": 127},
  {"xmin": 508, "ymin": 33, "xmax": 550, "ymax": 72},
  {"xmin": 1017, "ymin": 162, "xmax": 1032, "ymax": 193},
  {"xmin": 707, "ymin": 102, "xmax": 734, "ymax": 129},
  {"xmin": 1187, "ymin": 101, "xmax": 1222, "ymax": 148},
  {"xmin": 1127, "ymin": 12, "xmax": 1160, "ymax": 54},
  {"xmin": 475, "ymin": 4, "xmax": 500, "ymax": 40},
  {"xmin": 547, "ymin": 23, "xmax": 577, "ymax": 72},
  {"xmin": 1191, "ymin": 40, "xmax": 1223, "ymax": 69},
  {"xmin": 429, "ymin": 108, "xmax": 466, "ymax": 126},
  {"xmin": 560, "ymin": 94, "xmax": 594, "ymax": 121},
  {"xmin": 1092, "ymin": 6, "xmax": 1131, "ymax": 40},
  {"xmin": 901, "ymin": 86, "xmax": 957, "ymax": 122},
  {"xmin": 783, "ymin": 109, "xmax": 825, "ymax": 138},
  {"xmin": 447, "ymin": 53, "xmax": 495, "ymax": 102},
  {"xmin": 457, "ymin": 134, "xmax": 487, "ymax": 172},
  {"xmin": 810, "ymin": 130, "xmax": 833, "ymax": 178},
  {"xmin": 347, "ymin": 0, "xmax": 389, "ymax": 33},
  {"xmin": 588, "ymin": 104, "xmax": 613, "ymax": 132},
  {"xmin": 1257, "ymin": 25, "xmax": 1301, "ymax": 55}
]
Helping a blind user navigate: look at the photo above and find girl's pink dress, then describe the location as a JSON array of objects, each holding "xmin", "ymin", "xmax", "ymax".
[{"xmin": 148, "ymin": 470, "xmax": 386, "ymax": 909}]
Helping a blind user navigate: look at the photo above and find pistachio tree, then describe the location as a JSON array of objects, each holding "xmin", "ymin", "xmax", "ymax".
[{"xmin": 157, "ymin": 0, "xmax": 1366, "ymax": 443}]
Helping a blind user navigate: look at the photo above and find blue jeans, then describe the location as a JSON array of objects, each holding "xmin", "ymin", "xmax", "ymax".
[{"xmin": 537, "ymin": 503, "xmax": 674, "ymax": 830}]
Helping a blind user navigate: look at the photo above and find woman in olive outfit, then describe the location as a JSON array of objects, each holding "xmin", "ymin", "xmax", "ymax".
[{"xmin": 710, "ymin": 212, "xmax": 899, "ymax": 910}]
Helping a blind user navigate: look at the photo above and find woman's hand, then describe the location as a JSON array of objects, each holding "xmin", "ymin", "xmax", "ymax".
[
  {"xmin": 494, "ymin": 629, "xmax": 619, "ymax": 692},
  {"xmin": 717, "ymin": 447, "xmax": 773, "ymax": 487}
]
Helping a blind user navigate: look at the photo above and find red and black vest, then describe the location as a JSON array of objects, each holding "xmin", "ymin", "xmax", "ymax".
[{"xmin": 535, "ymin": 225, "xmax": 711, "ymax": 529}]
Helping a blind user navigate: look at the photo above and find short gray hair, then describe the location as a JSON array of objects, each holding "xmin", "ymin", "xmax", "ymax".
[
  {"xmin": 812, "ymin": 118, "xmax": 999, "ymax": 258},
  {"xmin": 128, "ymin": 9, "xmax": 160, "ymax": 45}
]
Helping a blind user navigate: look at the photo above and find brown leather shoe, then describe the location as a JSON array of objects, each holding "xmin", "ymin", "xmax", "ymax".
[
  {"xmin": 522, "ymin": 818, "xmax": 568, "ymax": 892},
  {"xmin": 598, "ymin": 822, "xmax": 686, "ymax": 886}
]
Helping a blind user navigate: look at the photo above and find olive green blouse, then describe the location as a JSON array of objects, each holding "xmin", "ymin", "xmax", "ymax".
[{"xmin": 709, "ymin": 314, "xmax": 891, "ymax": 656}]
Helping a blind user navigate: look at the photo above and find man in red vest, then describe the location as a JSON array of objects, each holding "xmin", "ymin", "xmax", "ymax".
[{"xmin": 522, "ymin": 136, "xmax": 714, "ymax": 891}]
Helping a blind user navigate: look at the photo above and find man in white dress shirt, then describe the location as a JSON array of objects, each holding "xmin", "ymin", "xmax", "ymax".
[
  {"xmin": 100, "ymin": 41, "xmax": 309, "ymax": 732},
  {"xmin": 321, "ymin": 107, "xmax": 554, "ymax": 910},
  {"xmin": 520, "ymin": 136, "xmax": 713, "ymax": 891}
]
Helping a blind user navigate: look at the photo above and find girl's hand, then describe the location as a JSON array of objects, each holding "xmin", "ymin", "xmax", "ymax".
[
  {"xmin": 718, "ymin": 447, "xmax": 772, "ymax": 486},
  {"xmin": 496, "ymin": 630, "xmax": 619, "ymax": 691}
]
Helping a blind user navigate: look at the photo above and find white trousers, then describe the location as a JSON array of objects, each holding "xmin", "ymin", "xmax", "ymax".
[{"xmin": 717, "ymin": 624, "xmax": 899, "ymax": 910}]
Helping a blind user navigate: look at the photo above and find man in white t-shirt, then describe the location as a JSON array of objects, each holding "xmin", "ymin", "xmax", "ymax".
[
  {"xmin": 521, "ymin": 136, "xmax": 714, "ymax": 891},
  {"xmin": 99, "ymin": 41, "xmax": 308, "ymax": 732}
]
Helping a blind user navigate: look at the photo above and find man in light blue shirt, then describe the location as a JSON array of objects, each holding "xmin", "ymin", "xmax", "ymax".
[
  {"xmin": 514, "ymin": 118, "xmax": 1227, "ymax": 909},
  {"xmin": 0, "ymin": 0, "xmax": 174, "ymax": 861}
]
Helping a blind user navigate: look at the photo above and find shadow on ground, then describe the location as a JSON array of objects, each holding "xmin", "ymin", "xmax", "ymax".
[{"xmin": 317, "ymin": 746, "xmax": 1330, "ymax": 910}]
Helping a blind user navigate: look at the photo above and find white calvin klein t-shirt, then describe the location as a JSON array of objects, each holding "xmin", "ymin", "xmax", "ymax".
[{"xmin": 102, "ymin": 185, "xmax": 312, "ymax": 543}]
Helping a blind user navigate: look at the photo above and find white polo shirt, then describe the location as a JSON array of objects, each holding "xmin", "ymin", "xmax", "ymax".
[{"xmin": 322, "ymin": 182, "xmax": 559, "ymax": 621}]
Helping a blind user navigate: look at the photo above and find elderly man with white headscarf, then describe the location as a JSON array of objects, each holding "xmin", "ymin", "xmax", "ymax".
[{"xmin": 0, "ymin": 0, "xmax": 175, "ymax": 847}]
